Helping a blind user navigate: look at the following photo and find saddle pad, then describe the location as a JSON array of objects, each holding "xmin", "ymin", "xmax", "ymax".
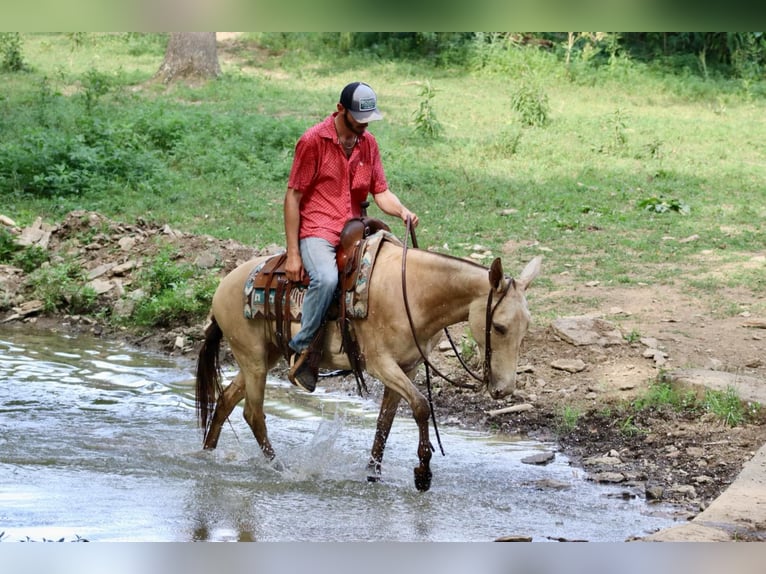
[
  {"xmin": 243, "ymin": 254, "xmax": 306, "ymax": 320},
  {"xmin": 344, "ymin": 230, "xmax": 402, "ymax": 319}
]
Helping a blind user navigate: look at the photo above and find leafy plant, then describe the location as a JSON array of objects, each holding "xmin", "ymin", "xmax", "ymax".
[
  {"xmin": 624, "ymin": 329, "xmax": 641, "ymax": 344},
  {"xmin": 632, "ymin": 377, "xmax": 697, "ymax": 412},
  {"xmin": 412, "ymin": 80, "xmax": 443, "ymax": 139},
  {"xmin": 619, "ymin": 414, "xmax": 647, "ymax": 437},
  {"xmin": 26, "ymin": 259, "xmax": 97, "ymax": 314},
  {"xmin": 555, "ymin": 405, "xmax": 582, "ymax": 434},
  {"xmin": 637, "ymin": 196, "xmax": 690, "ymax": 215},
  {"xmin": 81, "ymin": 68, "xmax": 112, "ymax": 112},
  {"xmin": 703, "ymin": 386, "xmax": 758, "ymax": 427},
  {"xmin": 0, "ymin": 32, "xmax": 25, "ymax": 71},
  {"xmin": 129, "ymin": 246, "xmax": 218, "ymax": 327},
  {"xmin": 510, "ymin": 79, "xmax": 550, "ymax": 127}
]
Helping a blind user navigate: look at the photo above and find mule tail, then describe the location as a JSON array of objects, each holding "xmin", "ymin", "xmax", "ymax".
[{"xmin": 195, "ymin": 316, "xmax": 224, "ymax": 440}]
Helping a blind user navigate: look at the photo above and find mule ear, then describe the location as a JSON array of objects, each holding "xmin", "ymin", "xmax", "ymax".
[
  {"xmin": 517, "ymin": 256, "xmax": 542, "ymax": 291},
  {"xmin": 488, "ymin": 258, "xmax": 504, "ymax": 290}
]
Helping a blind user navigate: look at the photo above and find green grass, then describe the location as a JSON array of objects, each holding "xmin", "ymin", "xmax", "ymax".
[{"xmin": 2, "ymin": 33, "xmax": 765, "ymax": 323}]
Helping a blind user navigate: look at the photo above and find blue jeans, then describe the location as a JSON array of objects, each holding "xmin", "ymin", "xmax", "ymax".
[{"xmin": 289, "ymin": 237, "xmax": 338, "ymax": 353}]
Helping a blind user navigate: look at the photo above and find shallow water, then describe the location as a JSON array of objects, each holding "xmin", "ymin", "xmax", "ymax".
[{"xmin": 0, "ymin": 326, "xmax": 681, "ymax": 541}]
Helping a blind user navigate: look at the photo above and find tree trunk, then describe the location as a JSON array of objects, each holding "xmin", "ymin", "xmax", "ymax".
[{"xmin": 155, "ymin": 32, "xmax": 220, "ymax": 83}]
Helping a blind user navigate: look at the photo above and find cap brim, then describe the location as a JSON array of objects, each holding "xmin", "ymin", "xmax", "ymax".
[{"xmin": 350, "ymin": 109, "xmax": 383, "ymax": 123}]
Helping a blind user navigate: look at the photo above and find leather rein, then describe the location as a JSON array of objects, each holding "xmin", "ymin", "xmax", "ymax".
[{"xmin": 401, "ymin": 216, "xmax": 513, "ymax": 455}]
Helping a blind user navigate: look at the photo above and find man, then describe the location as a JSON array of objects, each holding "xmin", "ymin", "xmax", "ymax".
[{"xmin": 283, "ymin": 81, "xmax": 419, "ymax": 392}]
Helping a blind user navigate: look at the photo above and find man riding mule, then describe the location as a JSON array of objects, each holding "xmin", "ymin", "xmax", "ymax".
[
  {"xmin": 195, "ymin": 81, "xmax": 542, "ymax": 491},
  {"xmin": 195, "ymin": 240, "xmax": 541, "ymax": 491},
  {"xmin": 283, "ymin": 81, "xmax": 418, "ymax": 392}
]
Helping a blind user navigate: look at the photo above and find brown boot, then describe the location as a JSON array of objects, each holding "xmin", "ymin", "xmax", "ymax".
[{"xmin": 288, "ymin": 350, "xmax": 316, "ymax": 393}]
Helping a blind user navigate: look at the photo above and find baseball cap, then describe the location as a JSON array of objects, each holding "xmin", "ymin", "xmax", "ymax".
[{"xmin": 339, "ymin": 82, "xmax": 383, "ymax": 123}]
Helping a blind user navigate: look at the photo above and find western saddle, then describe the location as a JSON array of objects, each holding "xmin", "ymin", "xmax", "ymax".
[{"xmin": 249, "ymin": 213, "xmax": 391, "ymax": 392}]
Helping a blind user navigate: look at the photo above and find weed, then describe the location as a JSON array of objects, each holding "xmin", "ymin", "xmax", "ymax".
[
  {"xmin": 81, "ymin": 68, "xmax": 112, "ymax": 112},
  {"xmin": 0, "ymin": 32, "xmax": 25, "ymax": 71},
  {"xmin": 632, "ymin": 377, "xmax": 697, "ymax": 412},
  {"xmin": 488, "ymin": 126, "xmax": 523, "ymax": 158},
  {"xmin": 412, "ymin": 80, "xmax": 442, "ymax": 139},
  {"xmin": 556, "ymin": 405, "xmax": 582, "ymax": 435},
  {"xmin": 510, "ymin": 79, "xmax": 550, "ymax": 127},
  {"xmin": 703, "ymin": 386, "xmax": 756, "ymax": 427},
  {"xmin": 637, "ymin": 195, "xmax": 690, "ymax": 215},
  {"xmin": 26, "ymin": 260, "xmax": 97, "ymax": 314},
  {"xmin": 624, "ymin": 329, "xmax": 642, "ymax": 344},
  {"xmin": 619, "ymin": 414, "xmax": 646, "ymax": 437}
]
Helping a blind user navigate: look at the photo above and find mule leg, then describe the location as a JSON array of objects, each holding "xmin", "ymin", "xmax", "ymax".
[
  {"xmin": 203, "ymin": 372, "xmax": 246, "ymax": 450},
  {"xmin": 366, "ymin": 386, "xmax": 403, "ymax": 482},
  {"xmin": 369, "ymin": 363, "xmax": 433, "ymax": 491},
  {"xmin": 236, "ymin": 356, "xmax": 277, "ymax": 462}
]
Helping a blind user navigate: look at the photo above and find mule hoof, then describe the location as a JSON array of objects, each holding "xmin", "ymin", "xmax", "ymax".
[
  {"xmin": 414, "ymin": 466, "xmax": 432, "ymax": 492},
  {"xmin": 366, "ymin": 461, "xmax": 382, "ymax": 483}
]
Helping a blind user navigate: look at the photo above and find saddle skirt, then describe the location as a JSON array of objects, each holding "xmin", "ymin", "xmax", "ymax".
[
  {"xmin": 243, "ymin": 230, "xmax": 401, "ymax": 321},
  {"xmin": 243, "ymin": 256, "xmax": 305, "ymax": 321}
]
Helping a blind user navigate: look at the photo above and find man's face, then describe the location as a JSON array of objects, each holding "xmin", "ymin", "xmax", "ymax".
[{"xmin": 342, "ymin": 109, "xmax": 368, "ymax": 136}]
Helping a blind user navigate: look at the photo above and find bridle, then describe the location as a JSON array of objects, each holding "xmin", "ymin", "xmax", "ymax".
[{"xmin": 401, "ymin": 215, "xmax": 513, "ymax": 454}]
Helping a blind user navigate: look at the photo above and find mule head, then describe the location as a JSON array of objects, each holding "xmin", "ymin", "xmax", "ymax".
[{"xmin": 470, "ymin": 256, "xmax": 542, "ymax": 400}]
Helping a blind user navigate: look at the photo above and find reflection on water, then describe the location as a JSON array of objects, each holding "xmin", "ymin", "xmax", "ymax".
[{"xmin": 0, "ymin": 325, "xmax": 681, "ymax": 541}]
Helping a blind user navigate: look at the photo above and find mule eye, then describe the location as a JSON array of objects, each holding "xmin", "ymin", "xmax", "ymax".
[{"xmin": 493, "ymin": 323, "xmax": 508, "ymax": 336}]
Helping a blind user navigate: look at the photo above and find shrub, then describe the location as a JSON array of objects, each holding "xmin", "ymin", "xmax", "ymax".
[
  {"xmin": 510, "ymin": 80, "xmax": 550, "ymax": 127},
  {"xmin": 0, "ymin": 32, "xmax": 25, "ymax": 72}
]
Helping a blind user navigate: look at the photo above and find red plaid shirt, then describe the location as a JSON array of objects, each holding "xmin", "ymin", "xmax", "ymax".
[{"xmin": 287, "ymin": 113, "xmax": 388, "ymax": 246}]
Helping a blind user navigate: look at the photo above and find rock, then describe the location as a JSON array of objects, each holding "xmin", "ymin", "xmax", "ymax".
[
  {"xmin": 588, "ymin": 471, "xmax": 625, "ymax": 483},
  {"xmin": 669, "ymin": 484, "xmax": 697, "ymax": 498},
  {"xmin": 194, "ymin": 252, "xmax": 219, "ymax": 269},
  {"xmin": 87, "ymin": 263, "xmax": 115, "ymax": 280},
  {"xmin": 645, "ymin": 485, "xmax": 665, "ymax": 500},
  {"xmin": 584, "ymin": 455, "xmax": 622, "ymax": 466},
  {"xmin": 550, "ymin": 358, "xmax": 587, "ymax": 373},
  {"xmin": 18, "ymin": 217, "xmax": 54, "ymax": 248},
  {"xmin": 112, "ymin": 260, "xmax": 138, "ymax": 275},
  {"xmin": 521, "ymin": 451, "xmax": 555, "ymax": 465},
  {"xmin": 118, "ymin": 236, "xmax": 137, "ymax": 251},
  {"xmin": 88, "ymin": 279, "xmax": 115, "ymax": 295},
  {"xmin": 551, "ymin": 316, "xmax": 625, "ymax": 347},
  {"xmin": 14, "ymin": 300, "xmax": 44, "ymax": 316}
]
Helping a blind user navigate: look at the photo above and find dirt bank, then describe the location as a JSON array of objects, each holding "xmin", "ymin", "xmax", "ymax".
[{"xmin": 2, "ymin": 210, "xmax": 766, "ymax": 535}]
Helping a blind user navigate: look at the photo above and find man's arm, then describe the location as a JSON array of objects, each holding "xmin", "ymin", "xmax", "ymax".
[
  {"xmin": 284, "ymin": 187, "xmax": 303, "ymax": 282},
  {"xmin": 372, "ymin": 189, "xmax": 419, "ymax": 227}
]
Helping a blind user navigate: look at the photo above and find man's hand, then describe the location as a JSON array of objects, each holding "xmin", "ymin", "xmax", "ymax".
[{"xmin": 285, "ymin": 251, "xmax": 304, "ymax": 283}]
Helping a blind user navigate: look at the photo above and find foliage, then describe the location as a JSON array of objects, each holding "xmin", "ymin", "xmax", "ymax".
[
  {"xmin": 0, "ymin": 228, "xmax": 49, "ymax": 273},
  {"xmin": 26, "ymin": 259, "xmax": 97, "ymax": 314},
  {"xmin": 637, "ymin": 196, "xmax": 690, "ymax": 215},
  {"xmin": 632, "ymin": 378, "xmax": 697, "ymax": 412},
  {"xmin": 510, "ymin": 79, "xmax": 550, "ymax": 127},
  {"xmin": 703, "ymin": 386, "xmax": 759, "ymax": 427},
  {"xmin": 412, "ymin": 80, "xmax": 443, "ymax": 139},
  {"xmin": 0, "ymin": 32, "xmax": 25, "ymax": 71},
  {"xmin": 129, "ymin": 247, "xmax": 218, "ymax": 327},
  {"xmin": 555, "ymin": 405, "xmax": 582, "ymax": 435},
  {"xmin": 632, "ymin": 377, "xmax": 761, "ymax": 428}
]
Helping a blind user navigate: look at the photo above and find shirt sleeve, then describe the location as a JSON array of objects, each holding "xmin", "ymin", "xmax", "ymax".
[
  {"xmin": 368, "ymin": 137, "xmax": 388, "ymax": 195},
  {"xmin": 287, "ymin": 134, "xmax": 318, "ymax": 193}
]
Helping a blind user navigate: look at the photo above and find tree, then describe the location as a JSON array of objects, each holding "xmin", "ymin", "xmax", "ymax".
[{"xmin": 154, "ymin": 32, "xmax": 220, "ymax": 83}]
